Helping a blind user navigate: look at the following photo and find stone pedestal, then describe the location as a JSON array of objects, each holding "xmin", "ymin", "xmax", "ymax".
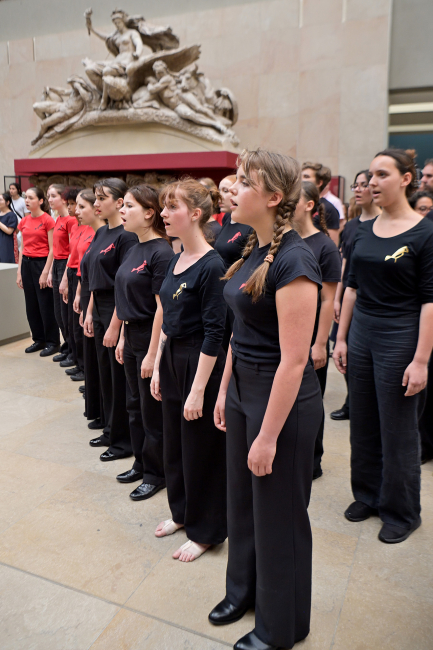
[{"xmin": 0, "ymin": 264, "xmax": 30, "ymax": 346}]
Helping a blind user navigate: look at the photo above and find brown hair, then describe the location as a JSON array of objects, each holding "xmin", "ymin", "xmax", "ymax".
[
  {"xmin": 220, "ymin": 174, "xmax": 236, "ymax": 185},
  {"xmin": 300, "ymin": 181, "xmax": 328, "ymax": 235},
  {"xmin": 374, "ymin": 148, "xmax": 418, "ymax": 197},
  {"xmin": 94, "ymin": 177, "xmax": 128, "ymax": 201},
  {"xmin": 159, "ymin": 177, "xmax": 220, "ymax": 244},
  {"xmin": 302, "ymin": 162, "xmax": 331, "ymax": 191},
  {"xmin": 225, "ymin": 148, "xmax": 301, "ymax": 302},
  {"xmin": 348, "ymin": 196, "xmax": 361, "ymax": 220},
  {"xmin": 48, "ymin": 183, "xmax": 66, "ymax": 198},
  {"xmin": 126, "ymin": 184, "xmax": 169, "ymax": 242},
  {"xmin": 77, "ymin": 189, "xmax": 96, "ymax": 206},
  {"xmin": 198, "ymin": 177, "xmax": 218, "ymax": 191},
  {"xmin": 26, "ymin": 186, "xmax": 50, "ymax": 213},
  {"xmin": 424, "ymin": 158, "xmax": 433, "ymax": 167}
]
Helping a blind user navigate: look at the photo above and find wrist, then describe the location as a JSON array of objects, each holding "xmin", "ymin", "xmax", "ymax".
[{"xmin": 412, "ymin": 356, "xmax": 428, "ymax": 366}]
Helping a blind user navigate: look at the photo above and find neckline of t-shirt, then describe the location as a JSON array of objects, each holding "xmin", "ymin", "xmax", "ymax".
[
  {"xmin": 172, "ymin": 249, "xmax": 214, "ymax": 276},
  {"xmin": 370, "ymin": 215, "xmax": 426, "ymax": 240},
  {"xmin": 256, "ymin": 229, "xmax": 294, "ymax": 252},
  {"xmin": 303, "ymin": 231, "xmax": 323, "ymax": 242}
]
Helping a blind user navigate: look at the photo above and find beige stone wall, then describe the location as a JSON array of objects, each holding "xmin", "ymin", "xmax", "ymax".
[{"xmin": 0, "ymin": 0, "xmax": 391, "ymax": 196}]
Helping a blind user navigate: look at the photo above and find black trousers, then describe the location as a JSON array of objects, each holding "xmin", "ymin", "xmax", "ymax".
[
  {"xmin": 418, "ymin": 359, "xmax": 433, "ymax": 460},
  {"xmin": 81, "ymin": 283, "xmax": 102, "ymax": 422},
  {"xmin": 313, "ymin": 339, "xmax": 329, "ymax": 473},
  {"xmin": 67, "ymin": 268, "xmax": 77, "ymax": 364},
  {"xmin": 71, "ymin": 271, "xmax": 84, "ymax": 371},
  {"xmin": 348, "ymin": 309, "xmax": 422, "ymax": 528},
  {"xmin": 123, "ymin": 321, "xmax": 165, "ymax": 486},
  {"xmin": 93, "ymin": 290, "xmax": 131, "ymax": 454},
  {"xmin": 159, "ymin": 334, "xmax": 227, "ymax": 545},
  {"xmin": 225, "ymin": 357, "xmax": 322, "ymax": 648},
  {"xmin": 52, "ymin": 258, "xmax": 69, "ymax": 349},
  {"xmin": 21, "ymin": 256, "xmax": 59, "ymax": 347}
]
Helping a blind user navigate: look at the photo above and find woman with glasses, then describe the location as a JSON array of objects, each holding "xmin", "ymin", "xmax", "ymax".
[
  {"xmin": 330, "ymin": 170, "xmax": 379, "ymax": 422},
  {"xmin": 408, "ymin": 190, "xmax": 433, "ymax": 217}
]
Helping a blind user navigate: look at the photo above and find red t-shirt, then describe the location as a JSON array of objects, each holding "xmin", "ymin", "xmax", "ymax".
[
  {"xmin": 18, "ymin": 213, "xmax": 55, "ymax": 257},
  {"xmin": 214, "ymin": 212, "xmax": 224, "ymax": 226},
  {"xmin": 53, "ymin": 215, "xmax": 77, "ymax": 260},
  {"xmin": 76, "ymin": 226, "xmax": 95, "ymax": 277},
  {"xmin": 67, "ymin": 225, "xmax": 85, "ymax": 269}
]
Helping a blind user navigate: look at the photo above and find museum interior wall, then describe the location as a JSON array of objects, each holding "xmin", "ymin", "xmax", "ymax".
[{"xmin": 0, "ymin": 0, "xmax": 392, "ymax": 193}]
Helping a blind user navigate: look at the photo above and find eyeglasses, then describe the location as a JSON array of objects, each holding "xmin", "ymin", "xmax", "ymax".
[
  {"xmin": 416, "ymin": 205, "xmax": 433, "ymax": 213},
  {"xmin": 350, "ymin": 183, "xmax": 369, "ymax": 192}
]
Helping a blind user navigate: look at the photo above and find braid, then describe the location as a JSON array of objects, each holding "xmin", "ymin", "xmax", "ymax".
[
  {"xmin": 317, "ymin": 202, "xmax": 329, "ymax": 236},
  {"xmin": 224, "ymin": 231, "xmax": 258, "ymax": 280}
]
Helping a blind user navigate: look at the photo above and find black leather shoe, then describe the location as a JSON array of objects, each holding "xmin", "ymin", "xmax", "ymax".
[
  {"xmin": 234, "ymin": 631, "xmax": 279, "ymax": 650},
  {"xmin": 378, "ymin": 517, "xmax": 421, "ymax": 544},
  {"xmin": 312, "ymin": 467, "xmax": 323, "ymax": 480},
  {"xmin": 25, "ymin": 342, "xmax": 45, "ymax": 353},
  {"xmin": 130, "ymin": 483, "xmax": 165, "ymax": 501},
  {"xmin": 116, "ymin": 468, "xmax": 143, "ymax": 483},
  {"xmin": 330, "ymin": 407, "xmax": 349, "ymax": 421},
  {"xmin": 40, "ymin": 345, "xmax": 60, "ymax": 357},
  {"xmin": 71, "ymin": 371, "xmax": 85, "ymax": 381},
  {"xmin": 53, "ymin": 352, "xmax": 67, "ymax": 362},
  {"xmin": 65, "ymin": 366, "xmax": 80, "ymax": 376},
  {"xmin": 421, "ymin": 454, "xmax": 433, "ymax": 465},
  {"xmin": 79, "ymin": 385, "xmax": 85, "ymax": 393},
  {"xmin": 344, "ymin": 501, "xmax": 377, "ymax": 522},
  {"xmin": 209, "ymin": 597, "xmax": 250, "ymax": 626},
  {"xmin": 100, "ymin": 450, "xmax": 132, "ymax": 462},
  {"xmin": 89, "ymin": 436, "xmax": 109, "ymax": 447},
  {"xmin": 60, "ymin": 356, "xmax": 75, "ymax": 368},
  {"xmin": 88, "ymin": 418, "xmax": 104, "ymax": 430}
]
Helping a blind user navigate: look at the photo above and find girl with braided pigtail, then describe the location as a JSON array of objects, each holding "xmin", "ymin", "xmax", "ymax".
[{"xmin": 209, "ymin": 149, "xmax": 323, "ymax": 650}]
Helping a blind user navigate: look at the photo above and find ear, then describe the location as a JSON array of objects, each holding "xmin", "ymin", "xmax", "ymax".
[
  {"xmin": 305, "ymin": 199, "xmax": 315, "ymax": 213},
  {"xmin": 144, "ymin": 208, "xmax": 155, "ymax": 221},
  {"xmin": 267, "ymin": 191, "xmax": 284, "ymax": 209},
  {"xmin": 191, "ymin": 207, "xmax": 202, "ymax": 222},
  {"xmin": 401, "ymin": 171, "xmax": 412, "ymax": 189},
  {"xmin": 116, "ymin": 197, "xmax": 124, "ymax": 210}
]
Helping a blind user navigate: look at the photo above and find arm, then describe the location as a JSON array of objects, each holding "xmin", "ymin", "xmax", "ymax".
[
  {"xmin": 214, "ymin": 344, "xmax": 233, "ymax": 432},
  {"xmin": 0, "ymin": 221, "xmax": 14, "ymax": 236},
  {"xmin": 40, "ymin": 230, "xmax": 54, "ymax": 289},
  {"xmin": 16, "ymin": 247, "xmax": 23, "ymax": 289},
  {"xmin": 85, "ymin": 10, "xmax": 109, "ymax": 42},
  {"xmin": 311, "ymin": 281, "xmax": 337, "ymax": 370},
  {"xmin": 183, "ymin": 352, "xmax": 218, "ymax": 421},
  {"xmin": 73, "ymin": 279, "xmax": 82, "ymax": 313},
  {"xmin": 333, "ymin": 257, "xmax": 346, "ymax": 322},
  {"xmin": 247, "ymin": 277, "xmax": 318, "ymax": 477},
  {"xmin": 103, "ymin": 306, "xmax": 122, "ymax": 347},
  {"xmin": 332, "ymin": 287, "xmax": 357, "ymax": 374},
  {"xmin": 115, "ymin": 322, "xmax": 125, "ymax": 365},
  {"xmin": 150, "ymin": 330, "xmax": 168, "ymax": 401},
  {"xmin": 141, "ymin": 295, "xmax": 163, "ymax": 378},
  {"xmin": 402, "ymin": 303, "xmax": 433, "ymax": 396},
  {"xmin": 131, "ymin": 30, "xmax": 143, "ymax": 59},
  {"xmin": 84, "ymin": 292, "xmax": 94, "ymax": 337}
]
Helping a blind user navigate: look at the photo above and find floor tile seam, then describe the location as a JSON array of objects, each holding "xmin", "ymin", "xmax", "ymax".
[
  {"xmin": 0, "ymin": 560, "xmax": 232, "ymax": 646},
  {"xmin": 328, "ymin": 522, "xmax": 363, "ymax": 649}
]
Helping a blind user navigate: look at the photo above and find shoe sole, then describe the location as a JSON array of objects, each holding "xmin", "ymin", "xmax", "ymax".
[
  {"xmin": 208, "ymin": 609, "xmax": 249, "ymax": 626},
  {"xmin": 129, "ymin": 485, "xmax": 165, "ymax": 501},
  {"xmin": 100, "ymin": 454, "xmax": 132, "ymax": 462},
  {"xmin": 344, "ymin": 509, "xmax": 377, "ymax": 523},
  {"xmin": 116, "ymin": 476, "xmax": 143, "ymax": 484},
  {"xmin": 378, "ymin": 518, "xmax": 421, "ymax": 544}
]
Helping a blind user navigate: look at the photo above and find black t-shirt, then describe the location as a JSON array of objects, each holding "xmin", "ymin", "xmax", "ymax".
[
  {"xmin": 224, "ymin": 230, "xmax": 322, "ymax": 364},
  {"xmin": 214, "ymin": 213, "xmax": 254, "ymax": 269},
  {"xmin": 115, "ymin": 238, "xmax": 174, "ymax": 322},
  {"xmin": 0, "ymin": 211, "xmax": 18, "ymax": 263},
  {"xmin": 347, "ymin": 217, "xmax": 433, "ymax": 317},
  {"xmin": 207, "ymin": 220, "xmax": 222, "ymax": 244},
  {"xmin": 87, "ymin": 224, "xmax": 138, "ymax": 292},
  {"xmin": 341, "ymin": 217, "xmax": 361, "ymax": 288},
  {"xmin": 426, "ymin": 210, "xmax": 433, "ymax": 222},
  {"xmin": 160, "ymin": 249, "xmax": 226, "ymax": 356},
  {"xmin": 303, "ymin": 231, "xmax": 341, "ymax": 343},
  {"xmin": 313, "ymin": 198, "xmax": 340, "ymax": 232}
]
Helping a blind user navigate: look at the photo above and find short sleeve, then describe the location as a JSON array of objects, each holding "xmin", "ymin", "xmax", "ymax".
[
  {"xmin": 43, "ymin": 214, "xmax": 55, "ymax": 231},
  {"xmin": 67, "ymin": 216, "xmax": 77, "ymax": 234},
  {"xmin": 118, "ymin": 232, "xmax": 138, "ymax": 264},
  {"xmin": 151, "ymin": 247, "xmax": 174, "ymax": 295},
  {"xmin": 326, "ymin": 204, "xmax": 340, "ymax": 230},
  {"xmin": 320, "ymin": 242, "xmax": 342, "ymax": 283},
  {"xmin": 273, "ymin": 244, "xmax": 322, "ymax": 292},
  {"xmin": 417, "ymin": 231, "xmax": 433, "ymax": 303},
  {"xmin": 5, "ymin": 212, "xmax": 18, "ymax": 230},
  {"xmin": 346, "ymin": 231, "xmax": 360, "ymax": 290},
  {"xmin": 17, "ymin": 217, "xmax": 25, "ymax": 232}
]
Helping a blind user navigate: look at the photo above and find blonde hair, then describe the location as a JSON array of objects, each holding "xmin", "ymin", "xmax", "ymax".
[
  {"xmin": 225, "ymin": 148, "xmax": 301, "ymax": 302},
  {"xmin": 159, "ymin": 177, "xmax": 220, "ymax": 240},
  {"xmin": 220, "ymin": 174, "xmax": 236, "ymax": 185}
]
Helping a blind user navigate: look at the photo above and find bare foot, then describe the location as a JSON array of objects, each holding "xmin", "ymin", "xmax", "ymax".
[
  {"xmin": 173, "ymin": 540, "xmax": 211, "ymax": 562},
  {"xmin": 155, "ymin": 519, "xmax": 184, "ymax": 538}
]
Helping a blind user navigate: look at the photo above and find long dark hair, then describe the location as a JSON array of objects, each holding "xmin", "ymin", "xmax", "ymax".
[
  {"xmin": 94, "ymin": 178, "xmax": 128, "ymax": 201},
  {"xmin": 301, "ymin": 181, "xmax": 328, "ymax": 235},
  {"xmin": 127, "ymin": 184, "xmax": 169, "ymax": 242},
  {"xmin": 26, "ymin": 187, "xmax": 50, "ymax": 213},
  {"xmin": 374, "ymin": 148, "xmax": 418, "ymax": 197}
]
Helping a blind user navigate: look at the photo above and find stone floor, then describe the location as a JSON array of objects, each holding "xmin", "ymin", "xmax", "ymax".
[{"xmin": 0, "ymin": 337, "xmax": 432, "ymax": 650}]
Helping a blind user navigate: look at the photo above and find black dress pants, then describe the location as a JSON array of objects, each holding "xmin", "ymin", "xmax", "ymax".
[
  {"xmin": 71, "ymin": 271, "xmax": 84, "ymax": 371},
  {"xmin": 67, "ymin": 268, "xmax": 78, "ymax": 364},
  {"xmin": 52, "ymin": 258, "xmax": 69, "ymax": 349},
  {"xmin": 313, "ymin": 339, "xmax": 329, "ymax": 474},
  {"xmin": 123, "ymin": 321, "xmax": 165, "ymax": 486},
  {"xmin": 348, "ymin": 309, "xmax": 422, "ymax": 529},
  {"xmin": 21, "ymin": 256, "xmax": 59, "ymax": 347},
  {"xmin": 80, "ymin": 283, "xmax": 102, "ymax": 423},
  {"xmin": 159, "ymin": 334, "xmax": 227, "ymax": 545},
  {"xmin": 418, "ymin": 359, "xmax": 433, "ymax": 460},
  {"xmin": 225, "ymin": 356, "xmax": 322, "ymax": 648},
  {"xmin": 93, "ymin": 290, "xmax": 131, "ymax": 455}
]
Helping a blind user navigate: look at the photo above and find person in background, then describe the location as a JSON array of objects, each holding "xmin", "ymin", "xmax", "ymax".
[
  {"xmin": 198, "ymin": 176, "xmax": 222, "ymax": 238},
  {"xmin": 218, "ymin": 174, "xmax": 236, "ymax": 217},
  {"xmin": 322, "ymin": 180, "xmax": 345, "ymax": 221},
  {"xmin": 9, "ymin": 182, "xmax": 29, "ymax": 262},
  {"xmin": 420, "ymin": 158, "xmax": 433, "ymax": 193},
  {"xmin": 115, "ymin": 185, "xmax": 174, "ymax": 501},
  {"xmin": 333, "ymin": 149, "xmax": 433, "ymax": 544},
  {"xmin": 151, "ymin": 178, "xmax": 227, "ymax": 563},
  {"xmin": 0, "ymin": 192, "xmax": 18, "ymax": 263},
  {"xmin": 331, "ymin": 170, "xmax": 379, "ymax": 422},
  {"xmin": 301, "ymin": 162, "xmax": 340, "ymax": 245},
  {"xmin": 292, "ymin": 181, "xmax": 341, "ymax": 480},
  {"xmin": 17, "ymin": 187, "xmax": 60, "ymax": 356},
  {"xmin": 408, "ymin": 190, "xmax": 433, "ymax": 217}
]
